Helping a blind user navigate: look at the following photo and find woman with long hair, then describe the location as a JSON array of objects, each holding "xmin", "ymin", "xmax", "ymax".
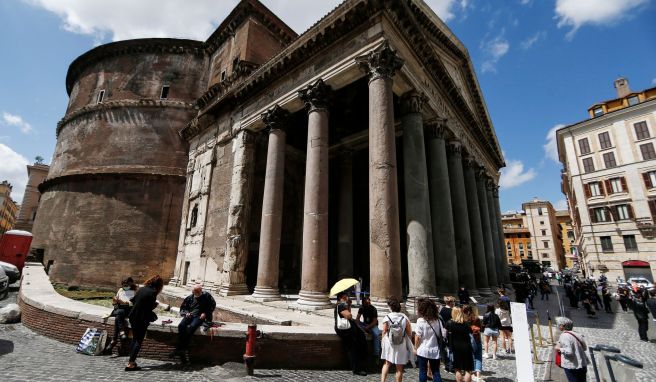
[
  {"xmin": 495, "ymin": 300, "xmax": 513, "ymax": 354},
  {"xmin": 464, "ymin": 305, "xmax": 485, "ymax": 382},
  {"xmin": 125, "ymin": 275, "xmax": 164, "ymax": 371},
  {"xmin": 103, "ymin": 277, "xmax": 137, "ymax": 354},
  {"xmin": 380, "ymin": 296, "xmax": 412, "ymax": 382},
  {"xmin": 414, "ymin": 298, "xmax": 443, "ymax": 382},
  {"xmin": 482, "ymin": 304, "xmax": 500, "ymax": 359},
  {"xmin": 447, "ymin": 307, "xmax": 473, "ymax": 382}
]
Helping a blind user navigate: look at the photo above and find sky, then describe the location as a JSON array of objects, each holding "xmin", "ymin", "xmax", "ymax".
[{"xmin": 0, "ymin": 0, "xmax": 654, "ymax": 212}]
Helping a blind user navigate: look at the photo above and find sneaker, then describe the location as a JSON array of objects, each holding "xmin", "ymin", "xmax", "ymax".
[
  {"xmin": 506, "ymin": 348, "xmax": 511, "ymax": 354},
  {"xmin": 482, "ymin": 352, "xmax": 489, "ymax": 359},
  {"xmin": 492, "ymin": 353, "xmax": 497, "ymax": 360}
]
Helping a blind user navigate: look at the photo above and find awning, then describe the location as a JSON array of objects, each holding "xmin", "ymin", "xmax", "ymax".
[{"xmin": 622, "ymin": 260, "xmax": 650, "ymax": 267}]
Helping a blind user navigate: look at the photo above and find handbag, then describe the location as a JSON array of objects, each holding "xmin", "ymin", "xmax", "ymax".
[
  {"xmin": 336, "ymin": 306, "xmax": 351, "ymax": 330},
  {"xmin": 429, "ymin": 318, "xmax": 448, "ymax": 357},
  {"xmin": 75, "ymin": 328, "xmax": 108, "ymax": 356},
  {"xmin": 555, "ymin": 331, "xmax": 583, "ymax": 368}
]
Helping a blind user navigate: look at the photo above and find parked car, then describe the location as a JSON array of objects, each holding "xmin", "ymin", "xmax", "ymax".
[
  {"xmin": 0, "ymin": 267, "xmax": 8, "ymax": 300},
  {"xmin": 0, "ymin": 260, "xmax": 20, "ymax": 284},
  {"xmin": 627, "ymin": 277, "xmax": 654, "ymax": 290}
]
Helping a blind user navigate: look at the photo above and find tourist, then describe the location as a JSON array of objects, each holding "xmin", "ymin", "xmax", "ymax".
[
  {"xmin": 539, "ymin": 279, "xmax": 551, "ymax": 301},
  {"xmin": 125, "ymin": 275, "xmax": 164, "ymax": 371},
  {"xmin": 617, "ymin": 287, "xmax": 629, "ymax": 313},
  {"xmin": 497, "ymin": 289, "xmax": 510, "ymax": 305},
  {"xmin": 104, "ymin": 277, "xmax": 137, "ymax": 354},
  {"xmin": 646, "ymin": 289, "xmax": 656, "ymax": 323},
  {"xmin": 381, "ymin": 296, "xmax": 413, "ymax": 382},
  {"xmin": 447, "ymin": 307, "xmax": 473, "ymax": 382},
  {"xmin": 627, "ymin": 292, "xmax": 650, "ymax": 342},
  {"xmin": 335, "ymin": 291, "xmax": 368, "ymax": 376},
  {"xmin": 464, "ymin": 305, "xmax": 484, "ymax": 382},
  {"xmin": 458, "ymin": 286, "xmax": 470, "ymax": 305},
  {"xmin": 414, "ymin": 298, "xmax": 443, "ymax": 382},
  {"xmin": 601, "ymin": 288, "xmax": 613, "ymax": 313},
  {"xmin": 482, "ymin": 304, "xmax": 500, "ymax": 359},
  {"xmin": 356, "ymin": 295, "xmax": 381, "ymax": 360},
  {"xmin": 495, "ymin": 300, "xmax": 513, "ymax": 354},
  {"xmin": 169, "ymin": 284, "xmax": 216, "ymax": 363},
  {"xmin": 555, "ymin": 316, "xmax": 588, "ymax": 382},
  {"xmin": 439, "ymin": 296, "xmax": 456, "ymax": 373}
]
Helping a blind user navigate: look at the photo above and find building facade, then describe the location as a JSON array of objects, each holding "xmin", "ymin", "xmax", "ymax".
[
  {"xmin": 0, "ymin": 181, "xmax": 19, "ymax": 234},
  {"xmin": 502, "ymin": 200, "xmax": 567, "ymax": 270},
  {"xmin": 32, "ymin": 0, "xmax": 510, "ymax": 303},
  {"xmin": 556, "ymin": 210, "xmax": 576, "ymax": 269},
  {"xmin": 557, "ymin": 78, "xmax": 656, "ymax": 282},
  {"xmin": 14, "ymin": 163, "xmax": 50, "ymax": 232}
]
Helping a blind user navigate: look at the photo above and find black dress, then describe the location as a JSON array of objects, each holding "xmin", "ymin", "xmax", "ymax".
[{"xmin": 447, "ymin": 321, "xmax": 474, "ymax": 371}]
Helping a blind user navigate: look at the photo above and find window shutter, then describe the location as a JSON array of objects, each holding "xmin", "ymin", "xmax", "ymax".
[
  {"xmin": 584, "ymin": 183, "xmax": 591, "ymax": 198},
  {"xmin": 620, "ymin": 177, "xmax": 628, "ymax": 193},
  {"xmin": 605, "ymin": 207, "xmax": 613, "ymax": 222},
  {"xmin": 599, "ymin": 181, "xmax": 606, "ymax": 196},
  {"xmin": 643, "ymin": 172, "xmax": 653, "ymax": 188},
  {"xmin": 627, "ymin": 204, "xmax": 635, "ymax": 219},
  {"xmin": 605, "ymin": 179, "xmax": 613, "ymax": 194},
  {"xmin": 589, "ymin": 208, "xmax": 597, "ymax": 223},
  {"xmin": 610, "ymin": 206, "xmax": 619, "ymax": 221},
  {"xmin": 649, "ymin": 200, "xmax": 656, "ymax": 220}
]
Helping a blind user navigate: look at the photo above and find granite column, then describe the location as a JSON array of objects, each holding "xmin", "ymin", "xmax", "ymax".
[
  {"xmin": 425, "ymin": 120, "xmax": 459, "ymax": 295},
  {"xmin": 486, "ymin": 181, "xmax": 505, "ymax": 286},
  {"xmin": 296, "ymin": 79, "xmax": 332, "ymax": 308},
  {"xmin": 356, "ymin": 42, "xmax": 404, "ymax": 308},
  {"xmin": 463, "ymin": 157, "xmax": 490, "ymax": 295},
  {"xmin": 401, "ymin": 91, "xmax": 436, "ymax": 299},
  {"xmin": 493, "ymin": 185, "xmax": 511, "ymax": 284},
  {"xmin": 476, "ymin": 170, "xmax": 498, "ymax": 289},
  {"xmin": 251, "ymin": 105, "xmax": 289, "ymax": 301},
  {"xmin": 336, "ymin": 150, "xmax": 354, "ymax": 280}
]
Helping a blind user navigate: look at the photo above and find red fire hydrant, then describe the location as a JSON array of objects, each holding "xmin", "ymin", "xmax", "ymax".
[{"xmin": 244, "ymin": 324, "xmax": 259, "ymax": 375}]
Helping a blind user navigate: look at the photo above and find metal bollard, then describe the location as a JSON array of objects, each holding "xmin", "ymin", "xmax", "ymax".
[
  {"xmin": 530, "ymin": 324, "xmax": 543, "ymax": 364},
  {"xmin": 535, "ymin": 314, "xmax": 546, "ymax": 347},
  {"xmin": 243, "ymin": 323, "xmax": 260, "ymax": 376}
]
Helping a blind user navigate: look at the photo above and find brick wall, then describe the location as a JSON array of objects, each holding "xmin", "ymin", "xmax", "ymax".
[{"xmin": 19, "ymin": 296, "xmax": 350, "ymax": 369}]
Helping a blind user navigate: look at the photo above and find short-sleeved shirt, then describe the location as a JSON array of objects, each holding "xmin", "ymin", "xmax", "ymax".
[
  {"xmin": 357, "ymin": 304, "xmax": 377, "ymax": 326},
  {"xmin": 415, "ymin": 317, "xmax": 442, "ymax": 359},
  {"xmin": 115, "ymin": 288, "xmax": 135, "ymax": 307}
]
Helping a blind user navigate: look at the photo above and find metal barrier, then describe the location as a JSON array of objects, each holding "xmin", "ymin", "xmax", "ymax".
[{"xmin": 589, "ymin": 344, "xmax": 643, "ymax": 382}]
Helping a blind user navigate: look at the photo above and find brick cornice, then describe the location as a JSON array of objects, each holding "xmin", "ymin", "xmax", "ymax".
[
  {"xmin": 56, "ymin": 99, "xmax": 195, "ymax": 137},
  {"xmin": 39, "ymin": 171, "xmax": 186, "ymax": 193}
]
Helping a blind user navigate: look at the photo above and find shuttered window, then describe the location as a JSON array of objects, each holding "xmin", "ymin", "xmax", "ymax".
[
  {"xmin": 635, "ymin": 121, "xmax": 650, "ymax": 140},
  {"xmin": 640, "ymin": 143, "xmax": 656, "ymax": 160},
  {"xmin": 603, "ymin": 152, "xmax": 617, "ymax": 168},
  {"xmin": 600, "ymin": 236, "xmax": 613, "ymax": 252},
  {"xmin": 643, "ymin": 171, "xmax": 656, "ymax": 188},
  {"xmin": 598, "ymin": 132, "xmax": 612, "ymax": 149},
  {"xmin": 578, "ymin": 138, "xmax": 591, "ymax": 155}
]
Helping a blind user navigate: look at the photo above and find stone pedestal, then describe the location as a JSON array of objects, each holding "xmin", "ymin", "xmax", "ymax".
[
  {"xmin": 296, "ymin": 79, "xmax": 332, "ymax": 309},
  {"xmin": 463, "ymin": 157, "xmax": 490, "ymax": 296},
  {"xmin": 356, "ymin": 42, "xmax": 404, "ymax": 308},
  {"xmin": 219, "ymin": 130, "xmax": 255, "ymax": 296},
  {"xmin": 426, "ymin": 120, "xmax": 459, "ymax": 296},
  {"xmin": 252, "ymin": 106, "xmax": 289, "ymax": 301},
  {"xmin": 476, "ymin": 170, "xmax": 498, "ymax": 289},
  {"xmin": 401, "ymin": 91, "xmax": 436, "ymax": 299},
  {"xmin": 336, "ymin": 151, "xmax": 354, "ymax": 280},
  {"xmin": 446, "ymin": 141, "xmax": 478, "ymax": 296}
]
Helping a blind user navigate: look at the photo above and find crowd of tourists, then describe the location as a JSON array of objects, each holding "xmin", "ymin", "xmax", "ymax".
[{"xmin": 334, "ymin": 289, "xmax": 516, "ymax": 382}]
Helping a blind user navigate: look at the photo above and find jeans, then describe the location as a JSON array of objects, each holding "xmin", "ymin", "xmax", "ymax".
[
  {"xmin": 370, "ymin": 326, "xmax": 381, "ymax": 356},
  {"xmin": 471, "ymin": 339, "xmax": 483, "ymax": 372},
  {"xmin": 112, "ymin": 307, "xmax": 131, "ymax": 342},
  {"xmin": 564, "ymin": 367, "xmax": 587, "ymax": 382},
  {"xmin": 637, "ymin": 318, "xmax": 649, "ymax": 341},
  {"xmin": 128, "ymin": 319, "xmax": 148, "ymax": 363},
  {"xmin": 417, "ymin": 356, "xmax": 441, "ymax": 382},
  {"xmin": 177, "ymin": 315, "xmax": 205, "ymax": 351}
]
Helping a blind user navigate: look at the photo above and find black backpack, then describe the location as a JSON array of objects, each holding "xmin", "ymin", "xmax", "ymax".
[{"xmin": 486, "ymin": 312, "xmax": 501, "ymax": 329}]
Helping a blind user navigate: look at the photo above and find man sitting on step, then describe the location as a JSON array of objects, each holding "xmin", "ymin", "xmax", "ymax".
[{"xmin": 169, "ymin": 284, "xmax": 216, "ymax": 363}]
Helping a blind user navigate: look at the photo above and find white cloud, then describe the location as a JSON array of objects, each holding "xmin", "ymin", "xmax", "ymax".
[
  {"xmin": 424, "ymin": 0, "xmax": 467, "ymax": 22},
  {"xmin": 555, "ymin": 0, "xmax": 649, "ymax": 39},
  {"xmin": 652, "ymin": 78, "xmax": 656, "ymax": 86},
  {"xmin": 1, "ymin": 112, "xmax": 32, "ymax": 134},
  {"xmin": 23, "ymin": 0, "xmax": 349, "ymax": 41},
  {"xmin": 519, "ymin": 0, "xmax": 532, "ymax": 5},
  {"xmin": 499, "ymin": 159, "xmax": 536, "ymax": 189},
  {"xmin": 554, "ymin": 199, "xmax": 569, "ymax": 210},
  {"xmin": 520, "ymin": 31, "xmax": 546, "ymax": 50},
  {"xmin": 0, "ymin": 143, "xmax": 29, "ymax": 204},
  {"xmin": 544, "ymin": 124, "xmax": 565, "ymax": 163},
  {"xmin": 480, "ymin": 36, "xmax": 510, "ymax": 73}
]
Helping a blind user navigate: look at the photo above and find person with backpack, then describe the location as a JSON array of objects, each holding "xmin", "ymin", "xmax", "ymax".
[
  {"xmin": 482, "ymin": 304, "xmax": 500, "ymax": 360},
  {"xmin": 380, "ymin": 296, "xmax": 413, "ymax": 382},
  {"xmin": 464, "ymin": 305, "xmax": 485, "ymax": 382},
  {"xmin": 555, "ymin": 316, "xmax": 588, "ymax": 382},
  {"xmin": 447, "ymin": 307, "xmax": 474, "ymax": 382},
  {"xmin": 495, "ymin": 300, "xmax": 513, "ymax": 354},
  {"xmin": 414, "ymin": 298, "xmax": 444, "ymax": 382}
]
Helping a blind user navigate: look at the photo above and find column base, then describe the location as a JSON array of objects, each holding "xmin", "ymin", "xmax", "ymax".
[
  {"xmin": 477, "ymin": 287, "xmax": 493, "ymax": 296},
  {"xmin": 249, "ymin": 286, "xmax": 283, "ymax": 302},
  {"xmin": 218, "ymin": 283, "xmax": 249, "ymax": 297},
  {"xmin": 468, "ymin": 288, "xmax": 480, "ymax": 298},
  {"xmin": 295, "ymin": 290, "xmax": 332, "ymax": 310}
]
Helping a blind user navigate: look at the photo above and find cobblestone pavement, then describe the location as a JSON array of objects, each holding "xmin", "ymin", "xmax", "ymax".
[{"xmin": 2, "ymin": 283, "xmax": 654, "ymax": 381}]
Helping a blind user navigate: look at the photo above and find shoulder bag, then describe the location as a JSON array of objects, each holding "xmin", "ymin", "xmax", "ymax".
[
  {"xmin": 336, "ymin": 305, "xmax": 351, "ymax": 330},
  {"xmin": 555, "ymin": 331, "xmax": 583, "ymax": 367}
]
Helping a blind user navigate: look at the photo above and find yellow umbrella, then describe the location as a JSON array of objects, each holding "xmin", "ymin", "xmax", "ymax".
[{"xmin": 330, "ymin": 278, "xmax": 360, "ymax": 297}]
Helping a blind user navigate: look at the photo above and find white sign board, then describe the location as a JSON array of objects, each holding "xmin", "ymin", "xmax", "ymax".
[{"xmin": 511, "ymin": 302, "xmax": 535, "ymax": 382}]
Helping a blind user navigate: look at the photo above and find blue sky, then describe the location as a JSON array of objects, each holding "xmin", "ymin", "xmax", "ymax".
[{"xmin": 0, "ymin": 0, "xmax": 654, "ymax": 212}]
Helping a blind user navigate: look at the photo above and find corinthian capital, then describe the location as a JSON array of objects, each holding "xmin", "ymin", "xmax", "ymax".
[
  {"xmin": 424, "ymin": 118, "xmax": 449, "ymax": 140},
  {"xmin": 446, "ymin": 140, "xmax": 462, "ymax": 156},
  {"xmin": 298, "ymin": 79, "xmax": 332, "ymax": 113},
  {"xmin": 356, "ymin": 41, "xmax": 404, "ymax": 82},
  {"xmin": 261, "ymin": 104, "xmax": 290, "ymax": 132},
  {"xmin": 400, "ymin": 91, "xmax": 428, "ymax": 116}
]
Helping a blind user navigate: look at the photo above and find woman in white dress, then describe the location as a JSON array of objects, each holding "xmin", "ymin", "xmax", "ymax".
[{"xmin": 381, "ymin": 296, "xmax": 413, "ymax": 382}]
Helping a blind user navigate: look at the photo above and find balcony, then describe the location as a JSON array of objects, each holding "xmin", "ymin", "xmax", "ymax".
[{"xmin": 634, "ymin": 217, "xmax": 656, "ymax": 239}]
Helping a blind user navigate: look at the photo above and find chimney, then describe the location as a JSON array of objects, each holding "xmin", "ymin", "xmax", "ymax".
[{"xmin": 614, "ymin": 77, "xmax": 631, "ymax": 98}]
